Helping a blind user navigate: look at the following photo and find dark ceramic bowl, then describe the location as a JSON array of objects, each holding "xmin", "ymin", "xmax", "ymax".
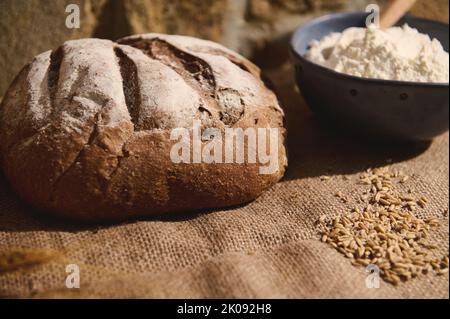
[{"xmin": 291, "ymin": 12, "xmax": 449, "ymax": 142}]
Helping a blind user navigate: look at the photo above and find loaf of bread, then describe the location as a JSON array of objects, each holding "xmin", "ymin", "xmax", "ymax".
[{"xmin": 0, "ymin": 34, "xmax": 286, "ymax": 221}]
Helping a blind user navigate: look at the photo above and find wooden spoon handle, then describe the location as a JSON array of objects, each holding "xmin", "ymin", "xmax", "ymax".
[{"xmin": 380, "ymin": 0, "xmax": 417, "ymax": 29}]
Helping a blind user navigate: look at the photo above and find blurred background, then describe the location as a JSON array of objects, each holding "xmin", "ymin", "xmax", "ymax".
[{"xmin": 0, "ymin": 0, "xmax": 448, "ymax": 97}]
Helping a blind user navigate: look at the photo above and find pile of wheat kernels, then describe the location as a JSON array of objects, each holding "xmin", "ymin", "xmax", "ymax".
[{"xmin": 319, "ymin": 167, "xmax": 449, "ymax": 285}]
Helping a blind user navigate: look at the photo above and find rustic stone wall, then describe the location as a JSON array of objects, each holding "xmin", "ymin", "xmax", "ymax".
[{"xmin": 0, "ymin": 0, "xmax": 448, "ymax": 96}]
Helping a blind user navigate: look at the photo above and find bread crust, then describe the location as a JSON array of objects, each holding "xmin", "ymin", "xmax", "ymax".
[{"xmin": 0, "ymin": 34, "xmax": 287, "ymax": 221}]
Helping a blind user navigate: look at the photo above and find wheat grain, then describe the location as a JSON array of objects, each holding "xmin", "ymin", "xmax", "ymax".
[{"xmin": 319, "ymin": 167, "xmax": 448, "ymax": 285}]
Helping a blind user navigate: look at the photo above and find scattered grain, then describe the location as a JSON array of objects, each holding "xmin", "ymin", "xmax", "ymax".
[
  {"xmin": 400, "ymin": 176, "xmax": 409, "ymax": 183},
  {"xmin": 319, "ymin": 166, "xmax": 448, "ymax": 285}
]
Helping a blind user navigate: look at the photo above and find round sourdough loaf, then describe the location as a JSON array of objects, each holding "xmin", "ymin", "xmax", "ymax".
[{"xmin": 0, "ymin": 34, "xmax": 286, "ymax": 221}]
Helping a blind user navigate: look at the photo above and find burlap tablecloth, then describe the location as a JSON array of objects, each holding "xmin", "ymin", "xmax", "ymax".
[{"xmin": 0, "ymin": 62, "xmax": 448, "ymax": 298}]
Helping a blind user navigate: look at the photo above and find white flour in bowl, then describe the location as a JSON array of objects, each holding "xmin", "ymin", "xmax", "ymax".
[{"xmin": 307, "ymin": 24, "xmax": 449, "ymax": 83}]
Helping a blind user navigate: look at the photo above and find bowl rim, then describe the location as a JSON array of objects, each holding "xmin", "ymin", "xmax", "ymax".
[{"xmin": 290, "ymin": 11, "xmax": 450, "ymax": 88}]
